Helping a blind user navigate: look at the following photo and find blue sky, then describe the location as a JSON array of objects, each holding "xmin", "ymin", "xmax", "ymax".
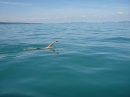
[{"xmin": 0, "ymin": 0, "xmax": 130, "ymax": 23}]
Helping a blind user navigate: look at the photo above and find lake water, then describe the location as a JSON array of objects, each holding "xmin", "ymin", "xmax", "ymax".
[{"xmin": 0, "ymin": 22, "xmax": 130, "ymax": 97}]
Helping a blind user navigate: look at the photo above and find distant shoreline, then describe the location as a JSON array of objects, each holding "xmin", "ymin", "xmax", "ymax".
[
  {"xmin": 0, "ymin": 21, "xmax": 130, "ymax": 24},
  {"xmin": 0, "ymin": 22, "xmax": 43, "ymax": 24}
]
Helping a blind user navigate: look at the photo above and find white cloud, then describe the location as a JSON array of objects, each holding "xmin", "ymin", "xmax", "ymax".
[
  {"xmin": 92, "ymin": 15, "xmax": 102, "ymax": 18},
  {"xmin": 0, "ymin": 1, "xmax": 31, "ymax": 5},
  {"xmin": 31, "ymin": 18, "xmax": 51, "ymax": 20},
  {"xmin": 20, "ymin": 18, "xmax": 27, "ymax": 20},
  {"xmin": 13, "ymin": 17, "xmax": 52, "ymax": 21},
  {"xmin": 64, "ymin": 16, "xmax": 68, "ymax": 18},
  {"xmin": 82, "ymin": 15, "xmax": 86, "ymax": 18},
  {"xmin": 118, "ymin": 12, "xmax": 123, "ymax": 14},
  {"xmin": 32, "ymin": 18, "xmax": 41, "ymax": 20},
  {"xmin": 93, "ymin": 15, "xmax": 98, "ymax": 17},
  {"xmin": 32, "ymin": 7, "xmax": 44, "ymax": 10}
]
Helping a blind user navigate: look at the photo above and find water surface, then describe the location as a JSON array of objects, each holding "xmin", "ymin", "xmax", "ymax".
[{"xmin": 0, "ymin": 22, "xmax": 130, "ymax": 97}]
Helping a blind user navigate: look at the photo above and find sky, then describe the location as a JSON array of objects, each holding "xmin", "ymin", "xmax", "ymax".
[{"xmin": 0, "ymin": 0, "xmax": 130, "ymax": 23}]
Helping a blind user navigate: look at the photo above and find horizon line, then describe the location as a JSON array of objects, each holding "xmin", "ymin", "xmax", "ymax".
[{"xmin": 0, "ymin": 21, "xmax": 130, "ymax": 24}]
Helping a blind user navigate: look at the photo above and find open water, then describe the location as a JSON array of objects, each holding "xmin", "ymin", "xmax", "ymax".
[{"xmin": 0, "ymin": 22, "xmax": 130, "ymax": 97}]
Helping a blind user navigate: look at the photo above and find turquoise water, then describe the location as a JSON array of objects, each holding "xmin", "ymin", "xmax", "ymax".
[{"xmin": 0, "ymin": 22, "xmax": 130, "ymax": 97}]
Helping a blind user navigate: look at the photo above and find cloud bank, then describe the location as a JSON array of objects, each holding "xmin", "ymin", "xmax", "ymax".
[{"xmin": 0, "ymin": 0, "xmax": 31, "ymax": 5}]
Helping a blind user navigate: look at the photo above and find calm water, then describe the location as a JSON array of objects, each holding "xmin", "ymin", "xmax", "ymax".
[{"xmin": 0, "ymin": 22, "xmax": 130, "ymax": 97}]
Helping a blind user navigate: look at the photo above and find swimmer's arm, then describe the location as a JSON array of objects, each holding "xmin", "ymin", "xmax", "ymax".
[{"xmin": 46, "ymin": 41, "xmax": 58, "ymax": 48}]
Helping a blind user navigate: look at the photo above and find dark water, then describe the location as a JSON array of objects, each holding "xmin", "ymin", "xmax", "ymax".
[{"xmin": 0, "ymin": 23, "xmax": 130, "ymax": 97}]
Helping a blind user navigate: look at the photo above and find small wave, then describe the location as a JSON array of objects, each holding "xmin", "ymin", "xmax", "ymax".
[{"xmin": 105, "ymin": 37, "xmax": 130, "ymax": 43}]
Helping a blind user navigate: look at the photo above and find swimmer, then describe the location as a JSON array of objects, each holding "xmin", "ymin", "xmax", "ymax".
[{"xmin": 23, "ymin": 40, "xmax": 58, "ymax": 50}]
